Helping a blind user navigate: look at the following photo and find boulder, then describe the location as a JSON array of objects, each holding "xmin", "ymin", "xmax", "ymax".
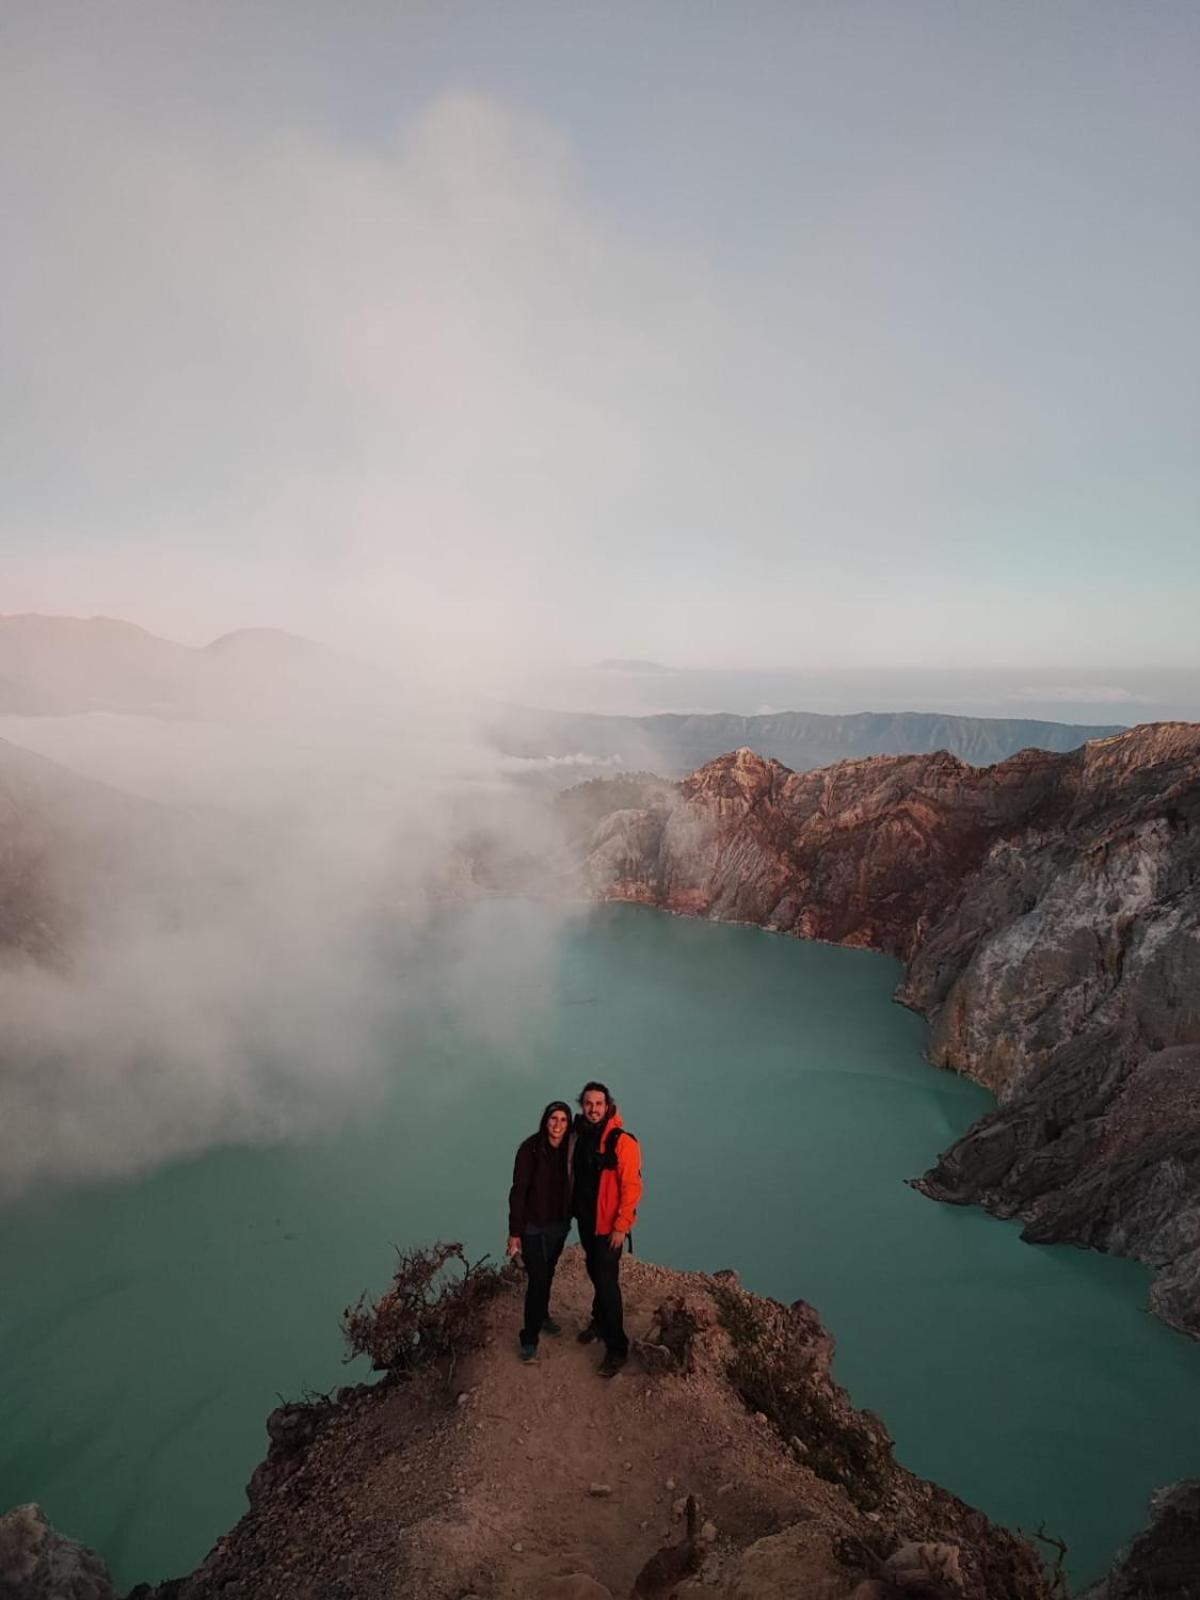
[
  {"xmin": 882, "ymin": 1541, "xmax": 965, "ymax": 1592},
  {"xmin": 0, "ymin": 1503, "xmax": 116, "ymax": 1600}
]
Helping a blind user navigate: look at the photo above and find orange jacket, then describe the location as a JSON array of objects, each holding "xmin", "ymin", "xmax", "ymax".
[{"xmin": 580, "ymin": 1109, "xmax": 643, "ymax": 1236}]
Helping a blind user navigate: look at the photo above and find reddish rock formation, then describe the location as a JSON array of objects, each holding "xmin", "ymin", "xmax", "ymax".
[{"xmin": 575, "ymin": 725, "xmax": 1200, "ymax": 1336}]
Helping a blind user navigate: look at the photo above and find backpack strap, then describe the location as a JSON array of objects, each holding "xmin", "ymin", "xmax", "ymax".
[{"xmin": 598, "ymin": 1126, "xmax": 635, "ymax": 1171}]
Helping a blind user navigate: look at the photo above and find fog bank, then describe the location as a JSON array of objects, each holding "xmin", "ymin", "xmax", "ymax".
[{"xmin": 0, "ymin": 649, "xmax": 572, "ymax": 1200}]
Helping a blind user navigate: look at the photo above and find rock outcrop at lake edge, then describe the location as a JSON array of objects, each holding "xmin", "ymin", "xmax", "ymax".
[
  {"xmin": 574, "ymin": 724, "xmax": 1200, "ymax": 1337},
  {"xmin": 1079, "ymin": 1478, "xmax": 1200, "ymax": 1599},
  {"xmin": 0, "ymin": 1502, "xmax": 117, "ymax": 1599}
]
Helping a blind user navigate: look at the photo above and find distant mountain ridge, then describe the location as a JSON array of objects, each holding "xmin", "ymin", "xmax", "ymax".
[
  {"xmin": 0, "ymin": 617, "xmax": 1122, "ymax": 776},
  {"xmin": 487, "ymin": 703, "xmax": 1125, "ymax": 777},
  {"xmin": 0, "ymin": 614, "xmax": 359, "ymax": 717}
]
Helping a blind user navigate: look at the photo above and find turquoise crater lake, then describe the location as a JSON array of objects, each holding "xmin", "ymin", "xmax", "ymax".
[{"xmin": 2, "ymin": 902, "xmax": 1198, "ymax": 1591}]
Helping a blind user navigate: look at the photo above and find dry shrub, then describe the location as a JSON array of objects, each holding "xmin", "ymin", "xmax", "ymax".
[
  {"xmin": 711, "ymin": 1280, "xmax": 891, "ymax": 1512},
  {"xmin": 653, "ymin": 1297, "xmax": 701, "ymax": 1372},
  {"xmin": 342, "ymin": 1241, "xmax": 507, "ymax": 1380}
]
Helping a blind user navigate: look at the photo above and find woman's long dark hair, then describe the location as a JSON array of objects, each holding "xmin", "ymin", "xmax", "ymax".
[{"xmin": 537, "ymin": 1100, "xmax": 573, "ymax": 1151}]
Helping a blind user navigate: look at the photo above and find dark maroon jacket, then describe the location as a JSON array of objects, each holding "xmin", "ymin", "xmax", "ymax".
[{"xmin": 508, "ymin": 1133, "xmax": 571, "ymax": 1236}]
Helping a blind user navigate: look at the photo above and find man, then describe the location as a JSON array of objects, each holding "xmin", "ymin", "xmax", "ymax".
[{"xmin": 570, "ymin": 1080, "xmax": 643, "ymax": 1377}]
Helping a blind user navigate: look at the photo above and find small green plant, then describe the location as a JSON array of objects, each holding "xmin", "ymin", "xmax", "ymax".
[{"xmin": 342, "ymin": 1241, "xmax": 507, "ymax": 1381}]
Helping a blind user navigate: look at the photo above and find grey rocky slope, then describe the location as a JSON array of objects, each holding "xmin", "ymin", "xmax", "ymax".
[{"xmin": 571, "ymin": 723, "xmax": 1200, "ymax": 1337}]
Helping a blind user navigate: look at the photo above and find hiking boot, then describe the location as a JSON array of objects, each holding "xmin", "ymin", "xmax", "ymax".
[
  {"xmin": 542, "ymin": 1317, "xmax": 562, "ymax": 1336},
  {"xmin": 576, "ymin": 1322, "xmax": 600, "ymax": 1344},
  {"xmin": 597, "ymin": 1351, "xmax": 628, "ymax": 1379},
  {"xmin": 519, "ymin": 1340, "xmax": 538, "ymax": 1363}
]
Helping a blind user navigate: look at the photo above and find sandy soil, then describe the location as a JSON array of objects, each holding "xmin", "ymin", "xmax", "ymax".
[{"xmin": 387, "ymin": 1247, "xmax": 855, "ymax": 1599}]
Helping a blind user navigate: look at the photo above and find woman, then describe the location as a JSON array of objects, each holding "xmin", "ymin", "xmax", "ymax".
[{"xmin": 507, "ymin": 1100, "xmax": 573, "ymax": 1362}]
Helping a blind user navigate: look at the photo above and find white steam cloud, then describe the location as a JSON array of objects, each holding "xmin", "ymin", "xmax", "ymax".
[
  {"xmin": 0, "ymin": 639, "xmax": 579, "ymax": 1199},
  {"xmin": 2, "ymin": 74, "xmax": 758, "ymax": 1197},
  {"xmin": 2, "ymin": 77, "xmax": 770, "ymax": 672}
]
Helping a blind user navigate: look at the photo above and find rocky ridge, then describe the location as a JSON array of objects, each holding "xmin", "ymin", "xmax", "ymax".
[
  {"xmin": 487, "ymin": 704, "xmax": 1123, "ymax": 784},
  {"xmin": 573, "ymin": 724, "xmax": 1200, "ymax": 1336}
]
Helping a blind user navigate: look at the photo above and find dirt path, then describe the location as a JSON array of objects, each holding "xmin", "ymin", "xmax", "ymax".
[{"xmin": 391, "ymin": 1247, "xmax": 852, "ymax": 1599}]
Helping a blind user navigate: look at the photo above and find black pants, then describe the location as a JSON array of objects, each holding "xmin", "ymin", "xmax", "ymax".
[
  {"xmin": 520, "ymin": 1225, "xmax": 568, "ymax": 1346},
  {"xmin": 577, "ymin": 1217, "xmax": 628, "ymax": 1357}
]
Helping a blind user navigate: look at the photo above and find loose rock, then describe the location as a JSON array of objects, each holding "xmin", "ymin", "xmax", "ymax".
[{"xmin": 883, "ymin": 1541, "xmax": 965, "ymax": 1592}]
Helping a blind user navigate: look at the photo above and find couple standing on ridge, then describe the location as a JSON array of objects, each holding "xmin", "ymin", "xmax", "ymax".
[{"xmin": 506, "ymin": 1080, "xmax": 643, "ymax": 1379}]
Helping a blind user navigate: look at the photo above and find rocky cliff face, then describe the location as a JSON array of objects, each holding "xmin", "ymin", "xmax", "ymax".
[
  {"xmin": 1080, "ymin": 1479, "xmax": 1200, "ymax": 1600},
  {"xmin": 574, "ymin": 725, "xmax": 1200, "ymax": 1337}
]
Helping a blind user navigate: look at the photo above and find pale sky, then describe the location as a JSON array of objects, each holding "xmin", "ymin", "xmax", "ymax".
[{"xmin": 3, "ymin": 1, "xmax": 1198, "ymax": 686}]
